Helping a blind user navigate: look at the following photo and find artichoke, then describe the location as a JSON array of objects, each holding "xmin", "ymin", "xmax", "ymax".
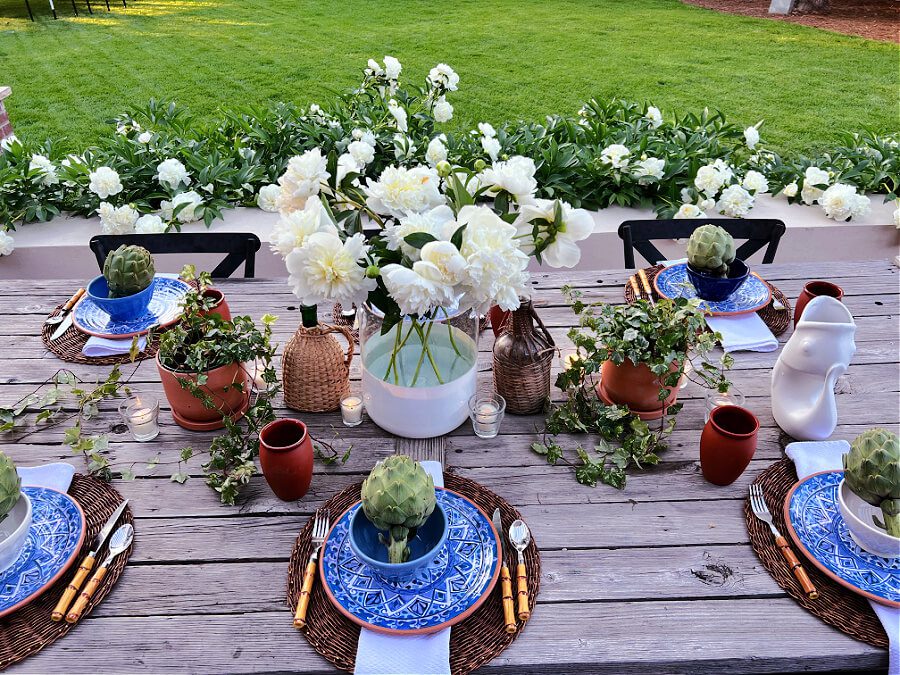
[
  {"xmin": 687, "ymin": 224, "xmax": 736, "ymax": 277},
  {"xmin": 0, "ymin": 451, "xmax": 21, "ymax": 525},
  {"xmin": 361, "ymin": 455, "xmax": 437, "ymax": 563},
  {"xmin": 843, "ymin": 428, "xmax": 900, "ymax": 537},
  {"xmin": 103, "ymin": 245, "xmax": 155, "ymax": 298}
]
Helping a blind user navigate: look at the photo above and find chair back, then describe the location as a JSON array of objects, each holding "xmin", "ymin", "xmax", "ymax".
[
  {"xmin": 89, "ymin": 233, "xmax": 261, "ymax": 278},
  {"xmin": 617, "ymin": 218, "xmax": 786, "ymax": 268}
]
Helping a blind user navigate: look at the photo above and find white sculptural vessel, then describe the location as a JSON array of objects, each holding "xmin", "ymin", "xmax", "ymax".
[{"xmin": 771, "ymin": 296, "xmax": 856, "ymax": 441}]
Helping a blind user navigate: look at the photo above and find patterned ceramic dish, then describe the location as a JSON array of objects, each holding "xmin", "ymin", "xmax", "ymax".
[
  {"xmin": 0, "ymin": 486, "xmax": 86, "ymax": 618},
  {"xmin": 654, "ymin": 262, "xmax": 771, "ymax": 316},
  {"xmin": 320, "ymin": 488, "xmax": 500, "ymax": 634},
  {"xmin": 784, "ymin": 470, "xmax": 900, "ymax": 608},
  {"xmin": 73, "ymin": 276, "xmax": 190, "ymax": 339}
]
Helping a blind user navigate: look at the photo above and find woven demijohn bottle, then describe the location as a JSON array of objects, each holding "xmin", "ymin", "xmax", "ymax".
[
  {"xmin": 492, "ymin": 298, "xmax": 555, "ymax": 415},
  {"xmin": 282, "ymin": 305, "xmax": 354, "ymax": 413}
]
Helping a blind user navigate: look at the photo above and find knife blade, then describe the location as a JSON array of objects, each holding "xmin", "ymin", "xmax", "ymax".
[
  {"xmin": 51, "ymin": 500, "xmax": 128, "ymax": 621},
  {"xmin": 492, "ymin": 508, "xmax": 516, "ymax": 633},
  {"xmin": 50, "ymin": 312, "xmax": 75, "ymax": 341}
]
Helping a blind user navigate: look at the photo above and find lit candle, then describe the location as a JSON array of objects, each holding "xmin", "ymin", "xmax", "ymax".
[
  {"xmin": 120, "ymin": 395, "xmax": 160, "ymax": 442},
  {"xmin": 340, "ymin": 395, "xmax": 364, "ymax": 427},
  {"xmin": 469, "ymin": 394, "xmax": 505, "ymax": 439}
]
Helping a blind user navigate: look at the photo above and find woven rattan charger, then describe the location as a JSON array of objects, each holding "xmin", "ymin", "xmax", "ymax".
[
  {"xmin": 624, "ymin": 265, "xmax": 792, "ymax": 337},
  {"xmin": 40, "ymin": 304, "xmax": 161, "ymax": 365},
  {"xmin": 0, "ymin": 474, "xmax": 135, "ymax": 670},
  {"xmin": 745, "ymin": 459, "xmax": 888, "ymax": 649},
  {"xmin": 287, "ymin": 472, "xmax": 541, "ymax": 674}
]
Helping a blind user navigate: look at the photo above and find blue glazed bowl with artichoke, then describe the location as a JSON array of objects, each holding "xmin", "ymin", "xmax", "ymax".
[
  {"xmin": 685, "ymin": 224, "xmax": 750, "ymax": 302},
  {"xmin": 350, "ymin": 455, "xmax": 448, "ymax": 580},
  {"xmin": 87, "ymin": 244, "xmax": 157, "ymax": 321}
]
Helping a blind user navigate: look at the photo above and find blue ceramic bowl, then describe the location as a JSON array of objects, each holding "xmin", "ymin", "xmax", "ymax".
[
  {"xmin": 349, "ymin": 501, "xmax": 448, "ymax": 581},
  {"xmin": 686, "ymin": 259, "xmax": 750, "ymax": 302},
  {"xmin": 86, "ymin": 275, "xmax": 156, "ymax": 322}
]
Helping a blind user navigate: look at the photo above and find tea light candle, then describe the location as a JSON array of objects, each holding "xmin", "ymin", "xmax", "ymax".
[
  {"xmin": 120, "ymin": 395, "xmax": 160, "ymax": 442},
  {"xmin": 469, "ymin": 394, "xmax": 506, "ymax": 439},
  {"xmin": 340, "ymin": 395, "xmax": 364, "ymax": 427}
]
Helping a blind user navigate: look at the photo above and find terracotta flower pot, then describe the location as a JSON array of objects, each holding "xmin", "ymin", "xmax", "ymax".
[
  {"xmin": 794, "ymin": 281, "xmax": 843, "ymax": 328},
  {"xmin": 201, "ymin": 287, "xmax": 231, "ymax": 321},
  {"xmin": 700, "ymin": 405, "xmax": 759, "ymax": 486},
  {"xmin": 156, "ymin": 355, "xmax": 250, "ymax": 431},
  {"xmin": 487, "ymin": 305, "xmax": 510, "ymax": 338},
  {"xmin": 596, "ymin": 358, "xmax": 681, "ymax": 420},
  {"xmin": 259, "ymin": 418, "xmax": 314, "ymax": 501}
]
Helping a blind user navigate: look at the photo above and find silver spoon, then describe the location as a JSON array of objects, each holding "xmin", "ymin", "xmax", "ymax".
[
  {"xmin": 66, "ymin": 523, "xmax": 134, "ymax": 623},
  {"xmin": 508, "ymin": 519, "xmax": 532, "ymax": 621}
]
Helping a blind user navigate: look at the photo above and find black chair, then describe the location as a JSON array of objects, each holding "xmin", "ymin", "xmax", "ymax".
[
  {"xmin": 617, "ymin": 218, "xmax": 786, "ymax": 268},
  {"xmin": 89, "ymin": 233, "xmax": 261, "ymax": 278}
]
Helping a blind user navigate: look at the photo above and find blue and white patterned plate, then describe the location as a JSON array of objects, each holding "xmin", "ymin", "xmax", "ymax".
[
  {"xmin": 785, "ymin": 471, "xmax": 900, "ymax": 608},
  {"xmin": 73, "ymin": 276, "xmax": 190, "ymax": 338},
  {"xmin": 0, "ymin": 486, "xmax": 86, "ymax": 617},
  {"xmin": 653, "ymin": 263, "xmax": 771, "ymax": 316},
  {"xmin": 320, "ymin": 489, "xmax": 500, "ymax": 634}
]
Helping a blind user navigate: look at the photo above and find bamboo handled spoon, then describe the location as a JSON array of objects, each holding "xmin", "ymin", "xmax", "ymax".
[
  {"xmin": 66, "ymin": 524, "xmax": 134, "ymax": 623},
  {"xmin": 509, "ymin": 520, "xmax": 532, "ymax": 621}
]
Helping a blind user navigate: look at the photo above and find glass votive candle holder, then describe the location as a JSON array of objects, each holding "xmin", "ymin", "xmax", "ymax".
[
  {"xmin": 119, "ymin": 394, "xmax": 160, "ymax": 442},
  {"xmin": 469, "ymin": 394, "xmax": 506, "ymax": 439},
  {"xmin": 704, "ymin": 387, "xmax": 746, "ymax": 422},
  {"xmin": 340, "ymin": 394, "xmax": 364, "ymax": 427}
]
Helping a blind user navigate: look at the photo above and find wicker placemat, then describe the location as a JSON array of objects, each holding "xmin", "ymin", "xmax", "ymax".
[
  {"xmin": 625, "ymin": 265, "xmax": 792, "ymax": 337},
  {"xmin": 41, "ymin": 304, "xmax": 161, "ymax": 365},
  {"xmin": 745, "ymin": 459, "xmax": 888, "ymax": 649},
  {"xmin": 0, "ymin": 474, "xmax": 135, "ymax": 670},
  {"xmin": 287, "ymin": 472, "xmax": 541, "ymax": 674}
]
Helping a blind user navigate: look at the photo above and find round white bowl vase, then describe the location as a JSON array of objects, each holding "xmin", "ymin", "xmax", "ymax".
[
  {"xmin": 838, "ymin": 479, "xmax": 900, "ymax": 559},
  {"xmin": 0, "ymin": 493, "xmax": 33, "ymax": 574}
]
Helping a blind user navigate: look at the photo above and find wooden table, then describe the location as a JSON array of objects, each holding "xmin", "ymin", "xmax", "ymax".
[{"xmin": 2, "ymin": 259, "xmax": 897, "ymax": 674}]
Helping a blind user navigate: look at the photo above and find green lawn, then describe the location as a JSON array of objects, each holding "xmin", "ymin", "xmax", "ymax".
[{"xmin": 0, "ymin": 0, "xmax": 895, "ymax": 154}]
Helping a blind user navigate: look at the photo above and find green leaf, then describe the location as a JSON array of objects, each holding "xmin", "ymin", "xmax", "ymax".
[
  {"xmin": 171, "ymin": 472, "xmax": 189, "ymax": 484},
  {"xmin": 403, "ymin": 232, "xmax": 438, "ymax": 249}
]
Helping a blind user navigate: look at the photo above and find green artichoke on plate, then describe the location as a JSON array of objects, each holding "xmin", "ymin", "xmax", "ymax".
[
  {"xmin": 687, "ymin": 224, "xmax": 736, "ymax": 277},
  {"xmin": 0, "ymin": 451, "xmax": 21, "ymax": 525},
  {"xmin": 843, "ymin": 428, "xmax": 900, "ymax": 538}
]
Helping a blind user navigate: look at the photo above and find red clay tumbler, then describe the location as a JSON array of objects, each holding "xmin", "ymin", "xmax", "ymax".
[
  {"xmin": 794, "ymin": 281, "xmax": 843, "ymax": 328},
  {"xmin": 259, "ymin": 418, "xmax": 314, "ymax": 501},
  {"xmin": 700, "ymin": 405, "xmax": 759, "ymax": 486}
]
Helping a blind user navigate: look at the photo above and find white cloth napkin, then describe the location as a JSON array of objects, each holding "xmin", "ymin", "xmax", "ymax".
[
  {"xmin": 705, "ymin": 313, "xmax": 779, "ymax": 353},
  {"xmin": 786, "ymin": 440, "xmax": 899, "ymax": 675},
  {"xmin": 354, "ymin": 460, "xmax": 451, "ymax": 675},
  {"xmin": 16, "ymin": 462, "xmax": 76, "ymax": 492},
  {"xmin": 82, "ymin": 335, "xmax": 147, "ymax": 358}
]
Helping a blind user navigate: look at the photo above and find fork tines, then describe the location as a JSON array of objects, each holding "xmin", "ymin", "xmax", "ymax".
[
  {"xmin": 312, "ymin": 508, "xmax": 330, "ymax": 542},
  {"xmin": 749, "ymin": 483, "xmax": 769, "ymax": 515}
]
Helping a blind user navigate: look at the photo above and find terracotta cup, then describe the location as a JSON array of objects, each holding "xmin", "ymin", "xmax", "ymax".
[
  {"xmin": 794, "ymin": 281, "xmax": 843, "ymax": 328},
  {"xmin": 201, "ymin": 287, "xmax": 231, "ymax": 321},
  {"xmin": 259, "ymin": 419, "xmax": 314, "ymax": 501},
  {"xmin": 487, "ymin": 305, "xmax": 510, "ymax": 338},
  {"xmin": 700, "ymin": 405, "xmax": 759, "ymax": 486}
]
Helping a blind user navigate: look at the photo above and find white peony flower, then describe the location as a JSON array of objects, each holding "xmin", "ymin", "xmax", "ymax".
[
  {"xmin": 276, "ymin": 148, "xmax": 330, "ymax": 214},
  {"xmin": 348, "ymin": 140, "xmax": 376, "ymax": 167},
  {"xmin": 600, "ymin": 144, "xmax": 630, "ymax": 169},
  {"xmin": 481, "ymin": 135, "xmax": 501, "ymax": 161},
  {"xmin": 257, "ymin": 184, "xmax": 280, "ymax": 212},
  {"xmin": 88, "ymin": 166, "xmax": 123, "ymax": 199},
  {"xmin": 419, "ymin": 240, "xmax": 468, "ymax": 286},
  {"xmin": 380, "ymin": 264, "xmax": 456, "ymax": 317},
  {"xmin": 801, "ymin": 166, "xmax": 830, "ymax": 205},
  {"xmin": 286, "ymin": 232, "xmax": 375, "ymax": 306},
  {"xmin": 478, "ymin": 122, "xmax": 496, "ymax": 138},
  {"xmin": 385, "ymin": 205, "xmax": 456, "ymax": 259},
  {"xmin": 744, "ymin": 126, "xmax": 760, "ymax": 149},
  {"xmin": 425, "ymin": 135, "xmax": 448, "ymax": 167},
  {"xmin": 645, "ymin": 106, "xmax": 663, "ymax": 129},
  {"xmin": 694, "ymin": 164, "xmax": 727, "ymax": 197},
  {"xmin": 632, "ymin": 157, "xmax": 665, "ymax": 180},
  {"xmin": 456, "ymin": 205, "xmax": 529, "ymax": 313},
  {"xmin": 699, "ymin": 198, "xmax": 716, "ymax": 212},
  {"xmin": 388, "ymin": 99, "xmax": 408, "ymax": 133},
  {"xmin": 392, "ymin": 134, "xmax": 416, "ymax": 161},
  {"xmin": 383, "ymin": 55, "xmax": 402, "ymax": 81},
  {"xmin": 741, "ymin": 170, "xmax": 769, "ymax": 194},
  {"xmin": 674, "ymin": 204, "xmax": 704, "ymax": 219},
  {"xmin": 156, "ymin": 158, "xmax": 191, "ymax": 190},
  {"xmin": 477, "ymin": 156, "xmax": 537, "ymax": 204},
  {"xmin": 98, "ymin": 202, "xmax": 139, "ymax": 234},
  {"xmin": 428, "ymin": 63, "xmax": 459, "ymax": 91},
  {"xmin": 366, "ymin": 59, "xmax": 384, "ymax": 77},
  {"xmin": 819, "ymin": 183, "xmax": 870, "ymax": 221},
  {"xmin": 0, "ymin": 231, "xmax": 14, "ymax": 256},
  {"xmin": 0, "ymin": 135, "xmax": 19, "ymax": 153},
  {"xmin": 270, "ymin": 198, "xmax": 339, "ymax": 257},
  {"xmin": 432, "ymin": 97, "xmax": 453, "ymax": 123},
  {"xmin": 29, "ymin": 154, "xmax": 59, "ymax": 185},
  {"xmin": 163, "ymin": 190, "xmax": 204, "ymax": 223},
  {"xmin": 134, "ymin": 214, "xmax": 167, "ymax": 234},
  {"xmin": 514, "ymin": 199, "xmax": 593, "ymax": 268},
  {"xmin": 336, "ymin": 153, "xmax": 362, "ymax": 184},
  {"xmin": 137, "ymin": 131, "xmax": 153, "ymax": 144},
  {"xmin": 716, "ymin": 184, "xmax": 755, "ymax": 218},
  {"xmin": 782, "ymin": 182, "xmax": 798, "ymax": 198},
  {"xmin": 364, "ymin": 165, "xmax": 443, "ymax": 218}
]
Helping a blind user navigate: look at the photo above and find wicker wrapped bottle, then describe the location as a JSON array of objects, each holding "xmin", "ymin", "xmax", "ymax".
[
  {"xmin": 492, "ymin": 298, "xmax": 555, "ymax": 414},
  {"xmin": 282, "ymin": 305, "xmax": 354, "ymax": 413}
]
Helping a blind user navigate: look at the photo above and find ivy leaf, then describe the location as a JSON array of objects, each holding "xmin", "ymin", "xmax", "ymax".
[{"xmin": 171, "ymin": 472, "xmax": 189, "ymax": 484}]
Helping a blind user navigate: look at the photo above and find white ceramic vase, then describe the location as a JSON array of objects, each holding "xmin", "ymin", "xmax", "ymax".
[{"xmin": 771, "ymin": 296, "xmax": 856, "ymax": 441}]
